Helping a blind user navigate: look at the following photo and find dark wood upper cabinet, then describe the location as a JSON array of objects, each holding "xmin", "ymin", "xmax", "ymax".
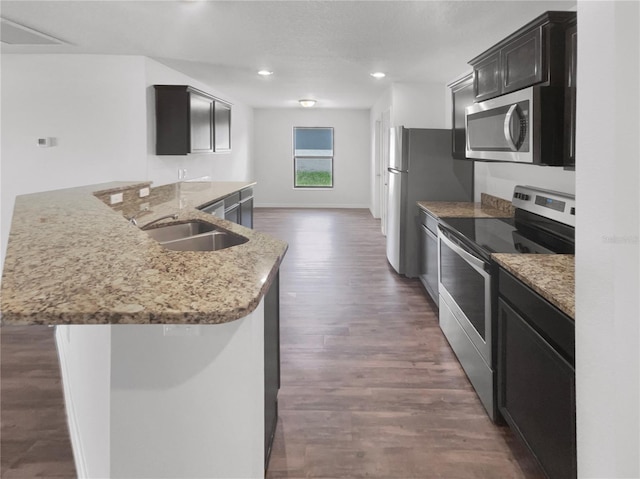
[
  {"xmin": 448, "ymin": 72, "xmax": 475, "ymax": 159},
  {"xmin": 501, "ymin": 27, "xmax": 542, "ymax": 93},
  {"xmin": 469, "ymin": 11, "xmax": 576, "ymax": 101},
  {"xmin": 154, "ymin": 85, "xmax": 232, "ymax": 155},
  {"xmin": 189, "ymin": 90, "xmax": 215, "ymax": 154},
  {"xmin": 214, "ymin": 101, "xmax": 232, "ymax": 152},
  {"xmin": 564, "ymin": 18, "xmax": 577, "ymax": 168},
  {"xmin": 472, "ymin": 53, "xmax": 501, "ymax": 102}
]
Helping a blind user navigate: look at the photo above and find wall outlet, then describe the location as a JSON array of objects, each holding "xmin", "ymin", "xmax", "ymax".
[
  {"xmin": 139, "ymin": 187, "xmax": 150, "ymax": 198},
  {"xmin": 110, "ymin": 192, "xmax": 123, "ymax": 205}
]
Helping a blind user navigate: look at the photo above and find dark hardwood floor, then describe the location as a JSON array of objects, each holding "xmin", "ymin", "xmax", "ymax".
[
  {"xmin": 1, "ymin": 326, "xmax": 76, "ymax": 478},
  {"xmin": 255, "ymin": 208, "xmax": 543, "ymax": 479},
  {"xmin": 1, "ymin": 208, "xmax": 543, "ymax": 478}
]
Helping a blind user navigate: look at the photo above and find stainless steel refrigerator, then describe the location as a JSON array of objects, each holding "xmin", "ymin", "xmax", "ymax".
[{"xmin": 386, "ymin": 127, "xmax": 474, "ymax": 277}]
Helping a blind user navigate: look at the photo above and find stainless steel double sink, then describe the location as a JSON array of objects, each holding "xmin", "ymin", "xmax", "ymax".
[{"xmin": 142, "ymin": 220, "xmax": 248, "ymax": 252}]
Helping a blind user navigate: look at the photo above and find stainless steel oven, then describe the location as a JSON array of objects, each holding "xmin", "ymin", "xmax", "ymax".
[
  {"xmin": 438, "ymin": 225, "xmax": 495, "ymax": 419},
  {"xmin": 436, "ymin": 185, "xmax": 576, "ymax": 422}
]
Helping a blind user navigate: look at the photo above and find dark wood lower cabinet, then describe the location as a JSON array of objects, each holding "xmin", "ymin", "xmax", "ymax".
[
  {"xmin": 418, "ymin": 209, "xmax": 439, "ymax": 305},
  {"xmin": 240, "ymin": 197, "xmax": 254, "ymax": 229},
  {"xmin": 498, "ymin": 270, "xmax": 576, "ymax": 479},
  {"xmin": 264, "ymin": 272, "xmax": 280, "ymax": 471}
]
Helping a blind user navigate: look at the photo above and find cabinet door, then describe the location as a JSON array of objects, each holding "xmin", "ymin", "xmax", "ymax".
[
  {"xmin": 501, "ymin": 28, "xmax": 544, "ymax": 94},
  {"xmin": 224, "ymin": 204, "xmax": 240, "ymax": 224},
  {"xmin": 214, "ymin": 101, "xmax": 231, "ymax": 152},
  {"xmin": 189, "ymin": 92, "xmax": 214, "ymax": 153},
  {"xmin": 154, "ymin": 86, "xmax": 190, "ymax": 155},
  {"xmin": 240, "ymin": 197, "xmax": 253, "ymax": 229},
  {"xmin": 473, "ymin": 52, "xmax": 501, "ymax": 101},
  {"xmin": 449, "ymin": 73, "xmax": 474, "ymax": 160},
  {"xmin": 498, "ymin": 299, "xmax": 576, "ymax": 479},
  {"xmin": 264, "ymin": 272, "xmax": 280, "ymax": 470},
  {"xmin": 564, "ymin": 22, "xmax": 577, "ymax": 167},
  {"xmin": 419, "ymin": 223, "xmax": 439, "ymax": 305}
]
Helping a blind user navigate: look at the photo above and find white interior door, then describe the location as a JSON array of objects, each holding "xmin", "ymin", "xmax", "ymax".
[
  {"xmin": 380, "ymin": 109, "xmax": 391, "ymax": 236},
  {"xmin": 373, "ymin": 120, "xmax": 382, "ymax": 219}
]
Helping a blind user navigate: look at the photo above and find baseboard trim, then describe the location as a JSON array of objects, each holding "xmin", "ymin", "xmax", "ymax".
[{"xmin": 55, "ymin": 327, "xmax": 89, "ymax": 478}]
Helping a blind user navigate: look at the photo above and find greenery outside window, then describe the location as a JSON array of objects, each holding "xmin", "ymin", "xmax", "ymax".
[{"xmin": 293, "ymin": 127, "xmax": 333, "ymax": 188}]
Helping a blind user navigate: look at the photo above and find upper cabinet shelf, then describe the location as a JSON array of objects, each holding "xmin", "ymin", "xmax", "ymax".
[
  {"xmin": 468, "ymin": 11, "xmax": 576, "ymax": 102},
  {"xmin": 154, "ymin": 85, "xmax": 232, "ymax": 155}
]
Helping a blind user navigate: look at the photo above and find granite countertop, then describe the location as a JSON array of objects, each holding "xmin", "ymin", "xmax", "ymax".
[
  {"xmin": 492, "ymin": 254, "xmax": 575, "ymax": 319},
  {"xmin": 417, "ymin": 201, "xmax": 513, "ymax": 218},
  {"xmin": 417, "ymin": 193, "xmax": 514, "ymax": 219},
  {"xmin": 1, "ymin": 181, "xmax": 288, "ymax": 326}
]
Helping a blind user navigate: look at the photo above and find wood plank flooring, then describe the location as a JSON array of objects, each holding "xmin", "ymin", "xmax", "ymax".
[
  {"xmin": 255, "ymin": 208, "xmax": 544, "ymax": 479},
  {"xmin": 1, "ymin": 326, "xmax": 76, "ymax": 478},
  {"xmin": 1, "ymin": 208, "xmax": 543, "ymax": 478}
]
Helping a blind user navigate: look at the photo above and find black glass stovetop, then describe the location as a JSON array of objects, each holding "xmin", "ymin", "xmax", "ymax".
[{"xmin": 439, "ymin": 216, "xmax": 574, "ymax": 262}]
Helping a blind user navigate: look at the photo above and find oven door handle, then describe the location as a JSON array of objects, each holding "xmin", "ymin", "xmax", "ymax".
[
  {"xmin": 421, "ymin": 224, "xmax": 438, "ymax": 241},
  {"xmin": 438, "ymin": 226, "xmax": 490, "ymax": 274}
]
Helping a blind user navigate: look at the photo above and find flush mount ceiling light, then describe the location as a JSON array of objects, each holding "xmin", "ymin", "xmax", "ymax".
[
  {"xmin": 257, "ymin": 70, "xmax": 274, "ymax": 76},
  {"xmin": 298, "ymin": 99, "xmax": 317, "ymax": 108},
  {"xmin": 370, "ymin": 72, "xmax": 386, "ymax": 79}
]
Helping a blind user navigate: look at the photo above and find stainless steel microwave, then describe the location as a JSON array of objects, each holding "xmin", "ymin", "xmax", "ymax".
[{"xmin": 465, "ymin": 86, "xmax": 565, "ymax": 165}]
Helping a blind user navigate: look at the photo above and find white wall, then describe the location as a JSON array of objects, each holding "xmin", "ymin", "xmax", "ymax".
[
  {"xmin": 391, "ymin": 82, "xmax": 447, "ymax": 129},
  {"xmin": 253, "ymin": 108, "xmax": 370, "ymax": 208},
  {"xmin": 1, "ymin": 55, "xmax": 148, "ymax": 264},
  {"xmin": 0, "ymin": 54, "xmax": 253, "ymax": 267},
  {"xmin": 474, "ymin": 162, "xmax": 575, "ymax": 201},
  {"xmin": 575, "ymin": 2, "xmax": 639, "ymax": 477}
]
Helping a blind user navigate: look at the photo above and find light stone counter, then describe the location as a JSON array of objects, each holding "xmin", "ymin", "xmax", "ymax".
[
  {"xmin": 417, "ymin": 193, "xmax": 514, "ymax": 219},
  {"xmin": 1, "ymin": 181, "xmax": 287, "ymax": 325},
  {"xmin": 492, "ymin": 254, "xmax": 575, "ymax": 319}
]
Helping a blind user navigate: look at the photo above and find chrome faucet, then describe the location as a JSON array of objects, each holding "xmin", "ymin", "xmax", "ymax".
[
  {"xmin": 140, "ymin": 213, "xmax": 179, "ymax": 230},
  {"xmin": 127, "ymin": 207, "xmax": 150, "ymax": 226}
]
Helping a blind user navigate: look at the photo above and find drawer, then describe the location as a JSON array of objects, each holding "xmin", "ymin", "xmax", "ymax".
[
  {"xmin": 498, "ymin": 269, "xmax": 574, "ymax": 364},
  {"xmin": 419, "ymin": 209, "xmax": 439, "ymax": 235},
  {"xmin": 224, "ymin": 192, "xmax": 240, "ymax": 208},
  {"xmin": 240, "ymin": 187, "xmax": 254, "ymax": 201}
]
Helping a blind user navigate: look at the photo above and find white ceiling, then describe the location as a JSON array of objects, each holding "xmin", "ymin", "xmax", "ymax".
[{"xmin": 0, "ymin": 0, "xmax": 576, "ymax": 109}]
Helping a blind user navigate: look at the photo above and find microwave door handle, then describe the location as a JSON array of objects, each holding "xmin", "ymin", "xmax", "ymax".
[{"xmin": 503, "ymin": 104, "xmax": 520, "ymax": 151}]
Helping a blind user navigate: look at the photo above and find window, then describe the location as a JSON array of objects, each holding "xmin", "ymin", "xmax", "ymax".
[{"xmin": 293, "ymin": 127, "xmax": 333, "ymax": 188}]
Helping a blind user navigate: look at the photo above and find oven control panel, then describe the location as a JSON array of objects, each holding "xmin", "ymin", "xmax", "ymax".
[{"xmin": 512, "ymin": 185, "xmax": 575, "ymax": 227}]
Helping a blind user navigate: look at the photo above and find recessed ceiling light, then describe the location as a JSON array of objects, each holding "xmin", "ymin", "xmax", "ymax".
[
  {"xmin": 370, "ymin": 72, "xmax": 386, "ymax": 79},
  {"xmin": 299, "ymin": 99, "xmax": 317, "ymax": 108},
  {"xmin": 258, "ymin": 70, "xmax": 274, "ymax": 76}
]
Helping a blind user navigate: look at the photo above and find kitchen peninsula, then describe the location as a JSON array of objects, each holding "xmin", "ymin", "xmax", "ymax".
[{"xmin": 1, "ymin": 180, "xmax": 287, "ymax": 478}]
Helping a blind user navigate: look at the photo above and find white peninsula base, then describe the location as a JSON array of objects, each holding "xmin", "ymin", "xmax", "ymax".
[{"xmin": 55, "ymin": 302, "xmax": 265, "ymax": 479}]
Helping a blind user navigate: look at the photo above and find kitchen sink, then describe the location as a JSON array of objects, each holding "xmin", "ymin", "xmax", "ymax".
[
  {"xmin": 143, "ymin": 220, "xmax": 218, "ymax": 242},
  {"xmin": 142, "ymin": 220, "xmax": 248, "ymax": 251},
  {"xmin": 160, "ymin": 231, "xmax": 248, "ymax": 252}
]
